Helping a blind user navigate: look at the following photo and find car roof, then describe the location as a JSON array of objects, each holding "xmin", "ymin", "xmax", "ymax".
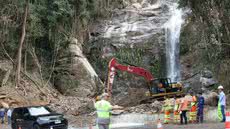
[{"xmin": 13, "ymin": 105, "xmax": 49, "ymax": 110}]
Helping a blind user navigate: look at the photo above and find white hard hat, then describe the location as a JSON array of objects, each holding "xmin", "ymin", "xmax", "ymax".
[{"xmin": 218, "ymin": 85, "xmax": 224, "ymax": 89}]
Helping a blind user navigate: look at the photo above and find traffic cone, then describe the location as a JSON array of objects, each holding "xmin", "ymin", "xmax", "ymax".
[
  {"xmin": 226, "ymin": 112, "xmax": 230, "ymax": 129},
  {"xmin": 157, "ymin": 119, "xmax": 163, "ymax": 129}
]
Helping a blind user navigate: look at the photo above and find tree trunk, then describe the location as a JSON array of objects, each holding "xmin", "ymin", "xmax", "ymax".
[{"xmin": 15, "ymin": 0, "xmax": 29, "ymax": 88}]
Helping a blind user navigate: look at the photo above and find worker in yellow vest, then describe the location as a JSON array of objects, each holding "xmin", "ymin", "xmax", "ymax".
[
  {"xmin": 162, "ymin": 96, "xmax": 172, "ymax": 124},
  {"xmin": 189, "ymin": 92, "xmax": 197, "ymax": 123},
  {"xmin": 174, "ymin": 97, "xmax": 181, "ymax": 124},
  {"xmin": 94, "ymin": 93, "xmax": 112, "ymax": 129},
  {"xmin": 169, "ymin": 97, "xmax": 175, "ymax": 122}
]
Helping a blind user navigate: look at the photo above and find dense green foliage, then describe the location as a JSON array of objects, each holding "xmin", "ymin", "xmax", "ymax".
[{"xmin": 0, "ymin": 0, "xmax": 109, "ymax": 89}]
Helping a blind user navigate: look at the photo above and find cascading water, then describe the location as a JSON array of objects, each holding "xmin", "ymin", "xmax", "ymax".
[{"xmin": 165, "ymin": 3, "xmax": 184, "ymax": 82}]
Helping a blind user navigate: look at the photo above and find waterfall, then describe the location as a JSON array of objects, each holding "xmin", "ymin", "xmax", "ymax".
[{"xmin": 165, "ymin": 3, "xmax": 184, "ymax": 82}]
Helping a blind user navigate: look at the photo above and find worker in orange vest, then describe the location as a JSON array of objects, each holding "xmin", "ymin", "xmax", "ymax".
[
  {"xmin": 179, "ymin": 95, "xmax": 189, "ymax": 124},
  {"xmin": 174, "ymin": 97, "xmax": 181, "ymax": 124},
  {"xmin": 189, "ymin": 92, "xmax": 197, "ymax": 123}
]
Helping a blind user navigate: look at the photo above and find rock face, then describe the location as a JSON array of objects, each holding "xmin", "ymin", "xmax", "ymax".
[
  {"xmin": 54, "ymin": 38, "xmax": 103, "ymax": 97},
  {"xmin": 179, "ymin": 0, "xmax": 230, "ymax": 92},
  {"xmin": 85, "ymin": 0, "xmax": 184, "ymax": 106}
]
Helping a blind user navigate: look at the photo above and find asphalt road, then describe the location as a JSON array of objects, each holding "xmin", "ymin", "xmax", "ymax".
[
  {"xmin": 1, "ymin": 123, "xmax": 225, "ymax": 129},
  {"xmin": 70, "ymin": 122, "xmax": 225, "ymax": 129}
]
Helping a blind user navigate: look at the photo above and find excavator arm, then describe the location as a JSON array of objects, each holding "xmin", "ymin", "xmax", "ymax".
[
  {"xmin": 106, "ymin": 58, "xmax": 184, "ymax": 98},
  {"xmin": 107, "ymin": 58, "xmax": 154, "ymax": 96}
]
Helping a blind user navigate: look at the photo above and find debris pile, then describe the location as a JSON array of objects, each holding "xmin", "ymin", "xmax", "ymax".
[{"xmin": 126, "ymin": 100, "xmax": 163, "ymax": 114}]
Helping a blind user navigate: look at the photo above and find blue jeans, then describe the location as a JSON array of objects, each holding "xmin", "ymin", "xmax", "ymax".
[
  {"xmin": 180, "ymin": 111, "xmax": 187, "ymax": 124},
  {"xmin": 197, "ymin": 107, "xmax": 204, "ymax": 123},
  {"xmin": 221, "ymin": 105, "xmax": 226, "ymax": 122},
  {"xmin": 8, "ymin": 116, "xmax": 11, "ymax": 125}
]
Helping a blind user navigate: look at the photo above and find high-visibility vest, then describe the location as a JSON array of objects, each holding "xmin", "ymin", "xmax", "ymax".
[
  {"xmin": 217, "ymin": 102, "xmax": 223, "ymax": 121},
  {"xmin": 163, "ymin": 99, "xmax": 170, "ymax": 110},
  {"xmin": 95, "ymin": 100, "xmax": 112, "ymax": 119},
  {"xmin": 191, "ymin": 96, "xmax": 197, "ymax": 106},
  {"xmin": 180, "ymin": 98, "xmax": 189, "ymax": 111},
  {"xmin": 174, "ymin": 99, "xmax": 180, "ymax": 111}
]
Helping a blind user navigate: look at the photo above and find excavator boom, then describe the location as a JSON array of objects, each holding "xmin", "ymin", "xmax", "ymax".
[{"xmin": 107, "ymin": 58, "xmax": 154, "ymax": 96}]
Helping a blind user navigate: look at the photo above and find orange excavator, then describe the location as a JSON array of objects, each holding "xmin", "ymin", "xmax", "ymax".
[{"xmin": 106, "ymin": 58, "xmax": 183, "ymax": 98}]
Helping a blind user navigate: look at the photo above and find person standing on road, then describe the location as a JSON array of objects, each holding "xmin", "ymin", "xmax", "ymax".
[
  {"xmin": 0, "ymin": 107, "xmax": 5, "ymax": 124},
  {"xmin": 218, "ymin": 85, "xmax": 226, "ymax": 122},
  {"xmin": 174, "ymin": 97, "xmax": 181, "ymax": 124},
  {"xmin": 94, "ymin": 93, "xmax": 115, "ymax": 129},
  {"xmin": 179, "ymin": 95, "xmax": 189, "ymax": 125},
  {"xmin": 162, "ymin": 96, "xmax": 171, "ymax": 124},
  {"xmin": 189, "ymin": 92, "xmax": 197, "ymax": 123},
  {"xmin": 7, "ymin": 108, "xmax": 12, "ymax": 125},
  {"xmin": 197, "ymin": 92, "xmax": 204, "ymax": 123}
]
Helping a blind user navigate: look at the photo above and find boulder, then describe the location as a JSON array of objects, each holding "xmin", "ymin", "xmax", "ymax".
[
  {"xmin": 203, "ymin": 92, "xmax": 218, "ymax": 106},
  {"xmin": 200, "ymin": 77, "xmax": 217, "ymax": 87},
  {"xmin": 202, "ymin": 69, "xmax": 213, "ymax": 78},
  {"xmin": 54, "ymin": 38, "xmax": 103, "ymax": 97}
]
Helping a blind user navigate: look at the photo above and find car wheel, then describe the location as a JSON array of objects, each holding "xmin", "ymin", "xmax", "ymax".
[
  {"xmin": 33, "ymin": 124, "xmax": 40, "ymax": 129},
  {"xmin": 11, "ymin": 123, "xmax": 16, "ymax": 129}
]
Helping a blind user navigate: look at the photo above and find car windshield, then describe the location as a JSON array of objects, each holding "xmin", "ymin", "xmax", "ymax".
[{"xmin": 28, "ymin": 107, "xmax": 51, "ymax": 116}]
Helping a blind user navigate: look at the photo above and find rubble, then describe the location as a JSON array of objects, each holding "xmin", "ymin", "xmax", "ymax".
[{"xmin": 126, "ymin": 100, "xmax": 163, "ymax": 114}]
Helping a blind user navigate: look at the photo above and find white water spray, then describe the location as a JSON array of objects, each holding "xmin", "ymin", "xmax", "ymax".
[{"xmin": 165, "ymin": 3, "xmax": 184, "ymax": 82}]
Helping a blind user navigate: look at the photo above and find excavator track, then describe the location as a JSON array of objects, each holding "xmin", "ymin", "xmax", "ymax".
[{"xmin": 139, "ymin": 91, "xmax": 185, "ymax": 104}]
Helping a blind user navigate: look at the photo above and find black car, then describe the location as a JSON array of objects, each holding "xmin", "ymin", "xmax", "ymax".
[{"xmin": 11, "ymin": 106, "xmax": 68, "ymax": 129}]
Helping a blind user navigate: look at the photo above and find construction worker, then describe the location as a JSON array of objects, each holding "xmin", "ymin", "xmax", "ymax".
[
  {"xmin": 0, "ymin": 107, "xmax": 5, "ymax": 124},
  {"xmin": 174, "ymin": 97, "xmax": 181, "ymax": 124},
  {"xmin": 162, "ymin": 96, "xmax": 171, "ymax": 124},
  {"xmin": 169, "ymin": 97, "xmax": 175, "ymax": 123},
  {"xmin": 179, "ymin": 95, "xmax": 189, "ymax": 125},
  {"xmin": 94, "ymin": 93, "xmax": 112, "ymax": 129},
  {"xmin": 7, "ymin": 108, "xmax": 12, "ymax": 125},
  {"xmin": 197, "ymin": 92, "xmax": 204, "ymax": 123},
  {"xmin": 189, "ymin": 92, "xmax": 197, "ymax": 123},
  {"xmin": 218, "ymin": 85, "xmax": 226, "ymax": 122}
]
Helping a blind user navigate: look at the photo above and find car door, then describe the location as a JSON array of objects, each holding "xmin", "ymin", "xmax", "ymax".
[
  {"xmin": 13, "ymin": 108, "xmax": 27, "ymax": 129},
  {"xmin": 11, "ymin": 108, "xmax": 20, "ymax": 129},
  {"xmin": 22, "ymin": 108, "xmax": 34, "ymax": 129}
]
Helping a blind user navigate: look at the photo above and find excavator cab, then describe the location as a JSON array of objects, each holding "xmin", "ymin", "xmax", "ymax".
[{"xmin": 149, "ymin": 78, "xmax": 183, "ymax": 96}]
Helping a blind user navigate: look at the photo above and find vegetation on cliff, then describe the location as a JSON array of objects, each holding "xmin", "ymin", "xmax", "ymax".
[
  {"xmin": 0, "ymin": 0, "xmax": 111, "ymax": 91},
  {"xmin": 179, "ymin": 0, "xmax": 230, "ymax": 90}
]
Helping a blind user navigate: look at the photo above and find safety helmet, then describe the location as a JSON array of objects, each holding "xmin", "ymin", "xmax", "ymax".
[{"xmin": 218, "ymin": 85, "xmax": 224, "ymax": 89}]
